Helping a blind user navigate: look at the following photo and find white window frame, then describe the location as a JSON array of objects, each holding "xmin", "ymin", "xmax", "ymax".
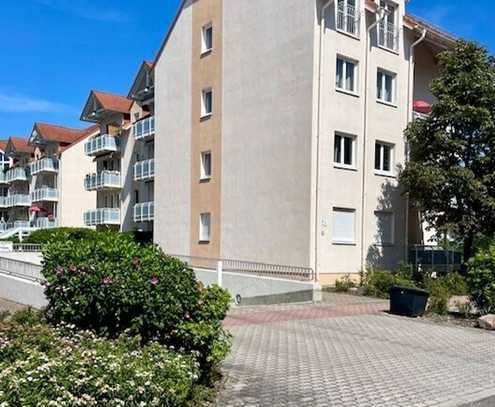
[
  {"xmin": 377, "ymin": 69, "xmax": 396, "ymax": 106},
  {"xmin": 199, "ymin": 212, "xmax": 211, "ymax": 242},
  {"xmin": 374, "ymin": 141, "xmax": 394, "ymax": 176},
  {"xmin": 200, "ymin": 151, "xmax": 212, "ymax": 180},
  {"xmin": 333, "ymin": 132, "xmax": 357, "ymax": 170},
  {"xmin": 336, "ymin": 0, "xmax": 360, "ymax": 38},
  {"xmin": 201, "ymin": 88, "xmax": 213, "ymax": 118},
  {"xmin": 374, "ymin": 210, "xmax": 395, "ymax": 246},
  {"xmin": 201, "ymin": 23, "xmax": 213, "ymax": 55},
  {"xmin": 336, "ymin": 56, "xmax": 358, "ymax": 95},
  {"xmin": 332, "ymin": 207, "xmax": 356, "ymax": 245},
  {"xmin": 378, "ymin": 0, "xmax": 399, "ymax": 52}
]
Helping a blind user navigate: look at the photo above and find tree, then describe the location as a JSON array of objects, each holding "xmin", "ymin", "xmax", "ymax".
[{"xmin": 400, "ymin": 41, "xmax": 495, "ymax": 272}]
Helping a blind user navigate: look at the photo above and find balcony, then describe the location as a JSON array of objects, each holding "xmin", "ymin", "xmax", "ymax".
[
  {"xmin": 85, "ymin": 171, "xmax": 121, "ymax": 191},
  {"xmin": 84, "ymin": 134, "xmax": 120, "ymax": 156},
  {"xmin": 6, "ymin": 194, "xmax": 31, "ymax": 207},
  {"xmin": 337, "ymin": 2, "xmax": 359, "ymax": 37},
  {"xmin": 134, "ymin": 201, "xmax": 154, "ymax": 222},
  {"xmin": 0, "ymin": 172, "xmax": 8, "ymax": 185},
  {"xmin": 30, "ymin": 157, "xmax": 59, "ymax": 175},
  {"xmin": 84, "ymin": 208, "xmax": 120, "ymax": 226},
  {"xmin": 6, "ymin": 167, "xmax": 28, "ymax": 184},
  {"xmin": 134, "ymin": 159, "xmax": 154, "ymax": 181},
  {"xmin": 0, "ymin": 197, "xmax": 8, "ymax": 208},
  {"xmin": 378, "ymin": 21, "xmax": 398, "ymax": 51},
  {"xmin": 31, "ymin": 188, "xmax": 59, "ymax": 203},
  {"xmin": 133, "ymin": 116, "xmax": 155, "ymax": 140},
  {"xmin": 34, "ymin": 217, "xmax": 58, "ymax": 229}
]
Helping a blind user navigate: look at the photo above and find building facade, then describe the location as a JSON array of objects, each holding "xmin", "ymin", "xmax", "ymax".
[{"xmin": 152, "ymin": 0, "xmax": 455, "ymax": 282}]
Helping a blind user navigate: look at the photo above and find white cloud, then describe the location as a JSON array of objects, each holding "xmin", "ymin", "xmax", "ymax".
[
  {"xmin": 34, "ymin": 0, "xmax": 131, "ymax": 23},
  {"xmin": 0, "ymin": 92, "xmax": 77, "ymax": 114}
]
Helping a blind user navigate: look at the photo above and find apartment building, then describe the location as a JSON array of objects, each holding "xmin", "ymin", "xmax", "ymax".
[
  {"xmin": 151, "ymin": 0, "xmax": 455, "ymax": 282},
  {"xmin": 0, "ymin": 141, "xmax": 13, "ymax": 223},
  {"xmin": 80, "ymin": 69, "xmax": 155, "ymax": 234},
  {"xmin": 0, "ymin": 125, "xmax": 97, "ymax": 237}
]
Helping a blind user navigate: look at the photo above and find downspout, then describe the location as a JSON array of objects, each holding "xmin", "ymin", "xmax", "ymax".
[
  {"xmin": 360, "ymin": 7, "xmax": 386, "ymax": 273},
  {"xmin": 405, "ymin": 27, "xmax": 427, "ymax": 261},
  {"xmin": 314, "ymin": 0, "xmax": 334, "ymax": 283}
]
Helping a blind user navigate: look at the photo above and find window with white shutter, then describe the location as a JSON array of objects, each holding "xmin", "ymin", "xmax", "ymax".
[{"xmin": 332, "ymin": 208, "xmax": 356, "ymax": 244}]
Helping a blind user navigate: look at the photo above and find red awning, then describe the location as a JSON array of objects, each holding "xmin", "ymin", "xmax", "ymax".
[
  {"xmin": 29, "ymin": 206, "xmax": 42, "ymax": 213},
  {"xmin": 413, "ymin": 100, "xmax": 432, "ymax": 114}
]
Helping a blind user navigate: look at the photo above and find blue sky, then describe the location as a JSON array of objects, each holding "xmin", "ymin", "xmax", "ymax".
[{"xmin": 1, "ymin": 0, "xmax": 493, "ymax": 138}]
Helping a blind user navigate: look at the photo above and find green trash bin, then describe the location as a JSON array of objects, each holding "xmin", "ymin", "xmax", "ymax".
[{"xmin": 390, "ymin": 286, "xmax": 429, "ymax": 317}]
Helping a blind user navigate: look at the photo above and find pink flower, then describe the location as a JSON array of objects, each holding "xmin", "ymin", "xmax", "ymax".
[
  {"xmin": 102, "ymin": 277, "xmax": 113, "ymax": 285},
  {"xmin": 150, "ymin": 277, "xmax": 159, "ymax": 286},
  {"xmin": 69, "ymin": 265, "xmax": 77, "ymax": 273}
]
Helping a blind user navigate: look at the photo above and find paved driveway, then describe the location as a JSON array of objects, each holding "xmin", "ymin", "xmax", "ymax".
[{"xmin": 219, "ymin": 293, "xmax": 495, "ymax": 407}]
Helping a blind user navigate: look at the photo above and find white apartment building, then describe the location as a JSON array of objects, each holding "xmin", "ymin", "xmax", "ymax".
[
  {"xmin": 0, "ymin": 124, "xmax": 97, "ymax": 237},
  {"xmin": 151, "ymin": 0, "xmax": 455, "ymax": 283}
]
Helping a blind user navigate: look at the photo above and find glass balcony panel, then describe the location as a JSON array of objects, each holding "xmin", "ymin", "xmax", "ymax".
[
  {"xmin": 84, "ymin": 171, "xmax": 121, "ymax": 191},
  {"xmin": 84, "ymin": 134, "xmax": 120, "ymax": 156},
  {"xmin": 6, "ymin": 167, "xmax": 28, "ymax": 184},
  {"xmin": 133, "ymin": 159, "xmax": 155, "ymax": 181},
  {"xmin": 83, "ymin": 208, "xmax": 120, "ymax": 226},
  {"xmin": 31, "ymin": 188, "xmax": 59, "ymax": 203},
  {"xmin": 30, "ymin": 157, "xmax": 59, "ymax": 175},
  {"xmin": 133, "ymin": 202, "xmax": 154, "ymax": 222},
  {"xmin": 133, "ymin": 116, "xmax": 155, "ymax": 140}
]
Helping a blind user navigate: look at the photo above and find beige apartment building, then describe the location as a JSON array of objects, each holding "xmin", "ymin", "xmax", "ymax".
[
  {"xmin": 152, "ymin": 0, "xmax": 455, "ymax": 283},
  {"xmin": 0, "ymin": 124, "xmax": 97, "ymax": 238}
]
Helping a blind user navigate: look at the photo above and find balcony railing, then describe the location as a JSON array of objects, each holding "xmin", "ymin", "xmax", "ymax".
[
  {"xmin": 0, "ymin": 197, "xmax": 8, "ymax": 208},
  {"xmin": 30, "ymin": 157, "xmax": 59, "ymax": 175},
  {"xmin": 134, "ymin": 159, "xmax": 155, "ymax": 181},
  {"xmin": 6, "ymin": 167, "xmax": 28, "ymax": 184},
  {"xmin": 85, "ymin": 171, "xmax": 121, "ymax": 191},
  {"xmin": 5, "ymin": 221, "xmax": 31, "ymax": 230},
  {"xmin": 84, "ymin": 208, "xmax": 121, "ymax": 226},
  {"xmin": 31, "ymin": 188, "xmax": 59, "ymax": 203},
  {"xmin": 133, "ymin": 116, "xmax": 155, "ymax": 140},
  {"xmin": 34, "ymin": 217, "xmax": 58, "ymax": 229},
  {"xmin": 378, "ymin": 21, "xmax": 399, "ymax": 51},
  {"xmin": 84, "ymin": 134, "xmax": 120, "ymax": 156},
  {"xmin": 134, "ymin": 202, "xmax": 154, "ymax": 222},
  {"xmin": 6, "ymin": 194, "xmax": 31, "ymax": 207},
  {"xmin": 0, "ymin": 172, "xmax": 8, "ymax": 184},
  {"xmin": 337, "ymin": 2, "xmax": 359, "ymax": 36}
]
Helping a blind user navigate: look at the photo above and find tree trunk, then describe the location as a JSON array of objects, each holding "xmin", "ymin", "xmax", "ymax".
[{"xmin": 460, "ymin": 232, "xmax": 475, "ymax": 276}]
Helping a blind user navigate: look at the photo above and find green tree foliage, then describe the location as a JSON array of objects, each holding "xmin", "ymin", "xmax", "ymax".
[{"xmin": 400, "ymin": 41, "xmax": 495, "ymax": 269}]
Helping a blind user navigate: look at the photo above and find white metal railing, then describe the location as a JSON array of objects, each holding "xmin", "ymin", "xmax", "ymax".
[
  {"xmin": 337, "ymin": 2, "xmax": 359, "ymax": 36},
  {"xmin": 85, "ymin": 171, "xmax": 121, "ymax": 191},
  {"xmin": 12, "ymin": 243, "xmax": 43, "ymax": 253},
  {"xmin": 172, "ymin": 254, "xmax": 315, "ymax": 282},
  {"xmin": 84, "ymin": 208, "xmax": 120, "ymax": 226},
  {"xmin": 31, "ymin": 188, "xmax": 59, "ymax": 202},
  {"xmin": 133, "ymin": 116, "xmax": 155, "ymax": 140},
  {"xmin": 6, "ymin": 167, "xmax": 28, "ymax": 183},
  {"xmin": 34, "ymin": 217, "xmax": 58, "ymax": 229},
  {"xmin": 378, "ymin": 21, "xmax": 398, "ymax": 51},
  {"xmin": 30, "ymin": 157, "xmax": 59, "ymax": 175},
  {"xmin": 5, "ymin": 221, "xmax": 31, "ymax": 230},
  {"xmin": 134, "ymin": 202, "xmax": 154, "ymax": 222},
  {"xmin": 84, "ymin": 134, "xmax": 120, "ymax": 156},
  {"xmin": 6, "ymin": 194, "xmax": 31, "ymax": 207},
  {"xmin": 134, "ymin": 159, "xmax": 155, "ymax": 181},
  {"xmin": 0, "ymin": 197, "xmax": 8, "ymax": 208},
  {"xmin": 0, "ymin": 256, "xmax": 42, "ymax": 282},
  {"xmin": 0, "ymin": 172, "xmax": 7, "ymax": 184}
]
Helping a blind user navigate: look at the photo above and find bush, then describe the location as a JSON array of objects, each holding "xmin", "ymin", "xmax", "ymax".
[
  {"xmin": 423, "ymin": 273, "xmax": 468, "ymax": 315},
  {"xmin": 335, "ymin": 274, "xmax": 356, "ymax": 292},
  {"xmin": 362, "ymin": 269, "xmax": 416, "ymax": 299},
  {"xmin": 25, "ymin": 227, "xmax": 100, "ymax": 245},
  {"xmin": 0, "ymin": 317, "xmax": 199, "ymax": 406},
  {"xmin": 468, "ymin": 244, "xmax": 495, "ymax": 314},
  {"xmin": 41, "ymin": 232, "xmax": 231, "ymax": 375}
]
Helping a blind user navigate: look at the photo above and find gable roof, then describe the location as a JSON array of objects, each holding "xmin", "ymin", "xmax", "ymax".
[
  {"xmin": 81, "ymin": 90, "xmax": 133, "ymax": 122},
  {"xmin": 32, "ymin": 123, "xmax": 87, "ymax": 145},
  {"xmin": 0, "ymin": 140, "xmax": 8, "ymax": 152},
  {"xmin": 7, "ymin": 137, "xmax": 33, "ymax": 155},
  {"xmin": 128, "ymin": 60, "xmax": 155, "ymax": 99},
  {"xmin": 59, "ymin": 125, "xmax": 100, "ymax": 153}
]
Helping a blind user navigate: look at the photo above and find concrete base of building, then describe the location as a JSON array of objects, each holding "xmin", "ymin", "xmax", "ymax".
[{"xmin": 319, "ymin": 272, "xmax": 361, "ymax": 286}]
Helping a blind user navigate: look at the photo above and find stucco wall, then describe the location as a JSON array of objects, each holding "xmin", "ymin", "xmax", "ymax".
[
  {"xmin": 220, "ymin": 0, "xmax": 316, "ymax": 266},
  {"xmin": 58, "ymin": 136, "xmax": 96, "ymax": 227},
  {"xmin": 154, "ymin": 1, "xmax": 193, "ymax": 255}
]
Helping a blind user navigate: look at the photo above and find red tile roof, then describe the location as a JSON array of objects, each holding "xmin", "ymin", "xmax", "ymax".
[
  {"xmin": 34, "ymin": 123, "xmax": 87, "ymax": 145},
  {"xmin": 59, "ymin": 125, "xmax": 100, "ymax": 153},
  {"xmin": 93, "ymin": 91, "xmax": 133, "ymax": 114},
  {"xmin": 0, "ymin": 140, "xmax": 8, "ymax": 152},
  {"xmin": 8, "ymin": 137, "xmax": 33, "ymax": 154}
]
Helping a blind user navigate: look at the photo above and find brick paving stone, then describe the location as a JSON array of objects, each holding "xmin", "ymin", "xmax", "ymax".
[{"xmin": 218, "ymin": 294, "xmax": 495, "ymax": 407}]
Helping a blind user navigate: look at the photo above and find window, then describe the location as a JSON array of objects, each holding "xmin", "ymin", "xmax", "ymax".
[
  {"xmin": 200, "ymin": 151, "xmax": 212, "ymax": 180},
  {"xmin": 378, "ymin": 1, "xmax": 398, "ymax": 50},
  {"xmin": 336, "ymin": 57, "xmax": 357, "ymax": 93},
  {"xmin": 199, "ymin": 213, "xmax": 211, "ymax": 242},
  {"xmin": 336, "ymin": 0, "xmax": 359, "ymax": 36},
  {"xmin": 201, "ymin": 88, "xmax": 213, "ymax": 117},
  {"xmin": 375, "ymin": 141, "xmax": 394, "ymax": 175},
  {"xmin": 201, "ymin": 23, "xmax": 213, "ymax": 54},
  {"xmin": 334, "ymin": 133, "xmax": 356, "ymax": 168},
  {"xmin": 374, "ymin": 211, "xmax": 394, "ymax": 245},
  {"xmin": 377, "ymin": 70, "xmax": 395, "ymax": 104},
  {"xmin": 332, "ymin": 208, "xmax": 356, "ymax": 244}
]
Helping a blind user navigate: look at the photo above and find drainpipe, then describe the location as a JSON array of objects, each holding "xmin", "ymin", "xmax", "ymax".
[
  {"xmin": 314, "ymin": 0, "xmax": 334, "ymax": 283},
  {"xmin": 404, "ymin": 27, "xmax": 427, "ymax": 260},
  {"xmin": 360, "ymin": 7, "xmax": 386, "ymax": 273}
]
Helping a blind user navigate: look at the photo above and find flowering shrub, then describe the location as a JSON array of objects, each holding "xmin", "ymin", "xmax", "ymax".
[
  {"xmin": 41, "ymin": 232, "xmax": 231, "ymax": 376},
  {"xmin": 0, "ymin": 316, "xmax": 199, "ymax": 406},
  {"xmin": 25, "ymin": 227, "xmax": 101, "ymax": 245}
]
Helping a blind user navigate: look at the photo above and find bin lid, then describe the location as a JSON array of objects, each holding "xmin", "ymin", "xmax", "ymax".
[{"xmin": 390, "ymin": 285, "xmax": 429, "ymax": 295}]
